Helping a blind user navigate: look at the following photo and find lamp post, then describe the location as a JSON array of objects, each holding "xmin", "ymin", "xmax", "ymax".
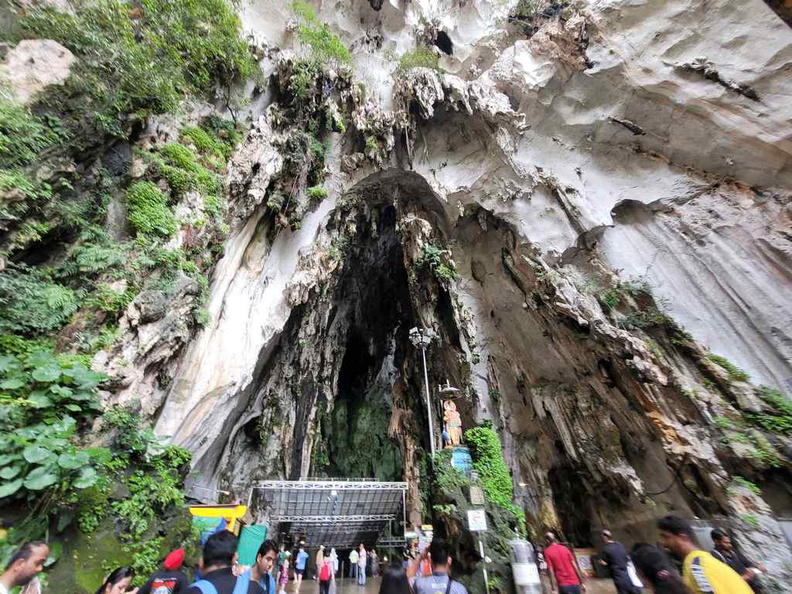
[{"xmin": 409, "ymin": 326, "xmax": 438, "ymax": 459}]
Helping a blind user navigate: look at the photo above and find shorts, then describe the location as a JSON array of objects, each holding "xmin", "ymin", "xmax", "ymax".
[
  {"xmin": 559, "ymin": 586, "xmax": 581, "ymax": 594},
  {"xmin": 295, "ymin": 568, "xmax": 305, "ymax": 576}
]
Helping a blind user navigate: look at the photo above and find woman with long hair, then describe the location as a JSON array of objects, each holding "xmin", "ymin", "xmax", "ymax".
[
  {"xmin": 378, "ymin": 563, "xmax": 410, "ymax": 594},
  {"xmin": 631, "ymin": 544, "xmax": 693, "ymax": 594},
  {"xmin": 96, "ymin": 566, "xmax": 137, "ymax": 594}
]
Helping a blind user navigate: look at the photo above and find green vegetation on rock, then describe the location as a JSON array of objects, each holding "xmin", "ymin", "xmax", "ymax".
[
  {"xmin": 126, "ymin": 182, "xmax": 178, "ymax": 238},
  {"xmin": 0, "ymin": 99, "xmax": 62, "ymax": 168},
  {"xmin": 418, "ymin": 244, "xmax": 458, "ymax": 284},
  {"xmin": 465, "ymin": 425, "xmax": 525, "ymax": 526},
  {"xmin": 290, "ymin": 1, "xmax": 352, "ymax": 66},
  {"xmin": 397, "ymin": 47, "xmax": 442, "ymax": 74},
  {"xmin": 744, "ymin": 386, "xmax": 792, "ymax": 435},
  {"xmin": 707, "ymin": 353, "xmax": 750, "ymax": 382},
  {"xmin": 0, "ymin": 0, "xmax": 252, "ymax": 581},
  {"xmin": 20, "ymin": 0, "xmax": 256, "ymax": 139}
]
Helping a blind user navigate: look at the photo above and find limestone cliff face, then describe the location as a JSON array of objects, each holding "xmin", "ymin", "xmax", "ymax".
[{"xmin": 94, "ymin": 0, "xmax": 792, "ymax": 584}]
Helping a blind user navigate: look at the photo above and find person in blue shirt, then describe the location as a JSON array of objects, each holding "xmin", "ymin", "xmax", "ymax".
[
  {"xmin": 294, "ymin": 545, "xmax": 309, "ymax": 594},
  {"xmin": 244, "ymin": 540, "xmax": 277, "ymax": 594}
]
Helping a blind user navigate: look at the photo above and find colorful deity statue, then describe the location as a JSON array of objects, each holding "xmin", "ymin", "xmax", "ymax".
[{"xmin": 443, "ymin": 400, "xmax": 463, "ymax": 447}]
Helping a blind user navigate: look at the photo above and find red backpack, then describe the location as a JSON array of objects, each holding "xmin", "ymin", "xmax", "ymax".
[{"xmin": 319, "ymin": 561, "xmax": 332, "ymax": 581}]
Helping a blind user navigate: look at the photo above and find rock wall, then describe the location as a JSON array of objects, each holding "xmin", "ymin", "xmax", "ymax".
[{"xmin": 86, "ymin": 0, "xmax": 792, "ymax": 585}]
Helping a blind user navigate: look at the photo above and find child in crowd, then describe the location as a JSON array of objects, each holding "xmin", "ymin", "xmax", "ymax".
[{"xmin": 278, "ymin": 559, "xmax": 290, "ymax": 594}]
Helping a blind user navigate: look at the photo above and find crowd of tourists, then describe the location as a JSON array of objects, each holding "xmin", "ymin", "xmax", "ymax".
[
  {"xmin": 544, "ymin": 515, "xmax": 767, "ymax": 594},
  {"xmin": 0, "ymin": 514, "xmax": 770, "ymax": 594}
]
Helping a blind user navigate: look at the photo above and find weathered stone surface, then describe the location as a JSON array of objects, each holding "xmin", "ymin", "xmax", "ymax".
[
  {"xmin": 87, "ymin": 0, "xmax": 792, "ymax": 583},
  {"xmin": 0, "ymin": 39, "xmax": 74, "ymax": 103}
]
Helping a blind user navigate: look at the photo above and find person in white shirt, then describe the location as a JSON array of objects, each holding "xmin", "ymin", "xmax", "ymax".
[{"xmin": 0, "ymin": 541, "xmax": 49, "ymax": 594}]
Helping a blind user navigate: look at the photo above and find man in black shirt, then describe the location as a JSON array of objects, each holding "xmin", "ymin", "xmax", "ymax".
[
  {"xmin": 599, "ymin": 530, "xmax": 640, "ymax": 594},
  {"xmin": 711, "ymin": 529, "xmax": 766, "ymax": 593},
  {"xmin": 184, "ymin": 531, "xmax": 264, "ymax": 594},
  {"xmin": 138, "ymin": 548, "xmax": 190, "ymax": 594}
]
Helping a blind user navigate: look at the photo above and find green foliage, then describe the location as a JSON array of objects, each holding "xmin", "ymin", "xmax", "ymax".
[
  {"xmin": 194, "ymin": 308, "xmax": 211, "ymax": 327},
  {"xmin": 512, "ymin": 0, "xmax": 540, "ymax": 18},
  {"xmin": 86, "ymin": 283, "xmax": 135, "ymax": 315},
  {"xmin": 741, "ymin": 514, "xmax": 759, "ymax": 528},
  {"xmin": 327, "ymin": 235, "xmax": 348, "ymax": 261},
  {"xmin": 0, "ymin": 416, "xmax": 101, "ymax": 500},
  {"xmin": 308, "ymin": 185, "xmax": 328, "ymax": 200},
  {"xmin": 365, "ymin": 136, "xmax": 379, "ymax": 153},
  {"xmin": 707, "ymin": 354, "xmax": 750, "ymax": 382},
  {"xmin": 755, "ymin": 386, "xmax": 791, "ymax": 411},
  {"xmin": 146, "ymin": 140, "xmax": 225, "ymax": 220},
  {"xmin": 287, "ymin": 59, "xmax": 322, "ymax": 101},
  {"xmin": 619, "ymin": 306, "xmax": 672, "ymax": 330},
  {"xmin": 730, "ymin": 476, "xmax": 761, "ymax": 496},
  {"xmin": 746, "ymin": 432, "xmax": 782, "ymax": 468},
  {"xmin": 0, "ymin": 348, "xmax": 104, "ymax": 425},
  {"xmin": 0, "ymin": 349, "xmax": 106, "ymax": 502},
  {"xmin": 126, "ymin": 181, "xmax": 178, "ymax": 238},
  {"xmin": 104, "ymin": 406, "xmax": 191, "ymax": 539},
  {"xmin": 464, "ymin": 426, "xmax": 525, "ymax": 525},
  {"xmin": 21, "ymin": 0, "xmax": 256, "ymax": 139},
  {"xmin": 397, "ymin": 47, "xmax": 441, "ymax": 73},
  {"xmin": 716, "ymin": 416, "xmax": 738, "ymax": 431},
  {"xmin": 181, "ymin": 126, "xmax": 229, "ymax": 161},
  {"xmin": 418, "ymin": 244, "xmax": 458, "ymax": 284},
  {"xmin": 0, "ymin": 99, "xmax": 61, "ymax": 168},
  {"xmin": 0, "ymin": 170, "xmax": 53, "ymax": 220},
  {"xmin": 61, "ymin": 231, "xmax": 128, "ymax": 277},
  {"xmin": 290, "ymin": 1, "xmax": 352, "ymax": 66},
  {"xmin": 0, "ymin": 265, "xmax": 80, "ymax": 335},
  {"xmin": 601, "ymin": 290, "xmax": 619, "ymax": 309}
]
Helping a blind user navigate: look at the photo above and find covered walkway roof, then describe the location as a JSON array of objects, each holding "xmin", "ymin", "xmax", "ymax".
[{"xmin": 249, "ymin": 479, "xmax": 408, "ymax": 548}]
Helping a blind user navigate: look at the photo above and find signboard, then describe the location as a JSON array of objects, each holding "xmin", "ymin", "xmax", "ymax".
[
  {"xmin": 467, "ymin": 508, "xmax": 488, "ymax": 532},
  {"xmin": 574, "ymin": 548, "xmax": 596, "ymax": 578},
  {"xmin": 469, "ymin": 485, "xmax": 485, "ymax": 506}
]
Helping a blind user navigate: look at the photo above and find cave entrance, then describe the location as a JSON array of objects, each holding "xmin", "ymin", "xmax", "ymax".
[
  {"xmin": 318, "ymin": 202, "xmax": 415, "ymax": 482},
  {"xmin": 548, "ymin": 466, "xmax": 594, "ymax": 546}
]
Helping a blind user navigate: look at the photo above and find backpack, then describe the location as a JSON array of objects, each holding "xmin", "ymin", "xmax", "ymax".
[
  {"xmin": 190, "ymin": 569, "xmax": 251, "ymax": 594},
  {"xmin": 319, "ymin": 561, "xmax": 332, "ymax": 581}
]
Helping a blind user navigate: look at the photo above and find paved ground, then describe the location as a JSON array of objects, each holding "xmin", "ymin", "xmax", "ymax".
[{"xmin": 293, "ymin": 576, "xmax": 638, "ymax": 593}]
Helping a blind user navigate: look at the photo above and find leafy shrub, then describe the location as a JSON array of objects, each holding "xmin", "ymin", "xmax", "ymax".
[
  {"xmin": 418, "ymin": 244, "xmax": 458, "ymax": 284},
  {"xmin": 290, "ymin": 1, "xmax": 351, "ymax": 66},
  {"xmin": 287, "ymin": 59, "xmax": 322, "ymax": 100},
  {"xmin": 600, "ymin": 290, "xmax": 618, "ymax": 309},
  {"xmin": 0, "ymin": 417, "xmax": 101, "ymax": 500},
  {"xmin": 86, "ymin": 283, "xmax": 135, "ymax": 315},
  {"xmin": 0, "ymin": 99, "xmax": 61, "ymax": 168},
  {"xmin": 62, "ymin": 232, "xmax": 128, "ymax": 277},
  {"xmin": 730, "ymin": 476, "xmax": 761, "ymax": 496},
  {"xmin": 149, "ymin": 143, "xmax": 222, "ymax": 213},
  {"xmin": 744, "ymin": 386, "xmax": 792, "ymax": 435},
  {"xmin": 707, "ymin": 354, "xmax": 750, "ymax": 382},
  {"xmin": 104, "ymin": 406, "xmax": 191, "ymax": 538},
  {"xmin": 464, "ymin": 426, "xmax": 525, "ymax": 525},
  {"xmin": 0, "ymin": 265, "xmax": 80, "ymax": 334},
  {"xmin": 181, "ymin": 126, "xmax": 229, "ymax": 162},
  {"xmin": 21, "ymin": 0, "xmax": 257, "ymax": 139},
  {"xmin": 126, "ymin": 181, "xmax": 178, "ymax": 237},
  {"xmin": 0, "ymin": 348, "xmax": 104, "ymax": 424},
  {"xmin": 0, "ymin": 349, "xmax": 106, "ymax": 501},
  {"xmin": 513, "ymin": 0, "xmax": 540, "ymax": 17},
  {"xmin": 397, "ymin": 47, "xmax": 441, "ymax": 73},
  {"xmin": 308, "ymin": 185, "xmax": 328, "ymax": 200},
  {"xmin": 0, "ymin": 170, "xmax": 53, "ymax": 220}
]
